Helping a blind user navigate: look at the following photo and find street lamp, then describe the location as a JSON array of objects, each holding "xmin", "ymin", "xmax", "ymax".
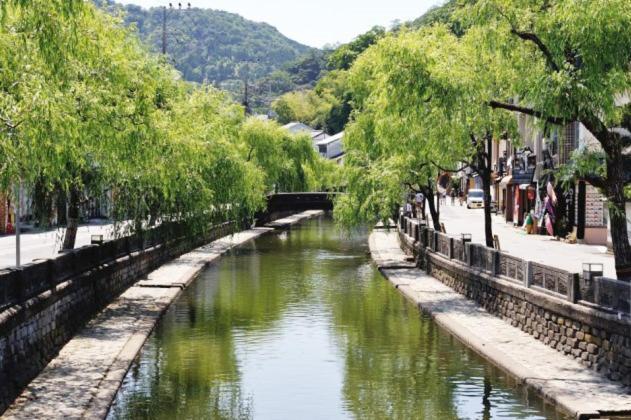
[{"xmin": 14, "ymin": 182, "xmax": 21, "ymax": 268}]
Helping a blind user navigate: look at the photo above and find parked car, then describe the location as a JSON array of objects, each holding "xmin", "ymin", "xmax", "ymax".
[{"xmin": 466, "ymin": 189, "xmax": 484, "ymax": 209}]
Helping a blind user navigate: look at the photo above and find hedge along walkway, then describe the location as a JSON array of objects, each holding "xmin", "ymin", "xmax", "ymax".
[
  {"xmin": 3, "ymin": 210, "xmax": 324, "ymax": 420},
  {"xmin": 369, "ymin": 229, "xmax": 631, "ymax": 420}
]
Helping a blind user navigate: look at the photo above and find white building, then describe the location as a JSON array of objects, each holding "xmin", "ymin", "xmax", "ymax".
[
  {"xmin": 316, "ymin": 132, "xmax": 344, "ymax": 164},
  {"xmin": 282, "ymin": 122, "xmax": 327, "ymax": 148}
]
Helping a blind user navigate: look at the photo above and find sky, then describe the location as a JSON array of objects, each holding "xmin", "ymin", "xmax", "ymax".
[{"xmin": 118, "ymin": 0, "xmax": 443, "ymax": 48}]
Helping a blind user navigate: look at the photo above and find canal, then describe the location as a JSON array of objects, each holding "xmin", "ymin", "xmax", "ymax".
[{"xmin": 108, "ymin": 216, "xmax": 562, "ymax": 419}]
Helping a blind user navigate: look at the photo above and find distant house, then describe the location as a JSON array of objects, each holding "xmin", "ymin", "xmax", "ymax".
[
  {"xmin": 282, "ymin": 122, "xmax": 327, "ymax": 148},
  {"xmin": 317, "ymin": 132, "xmax": 344, "ymax": 165}
]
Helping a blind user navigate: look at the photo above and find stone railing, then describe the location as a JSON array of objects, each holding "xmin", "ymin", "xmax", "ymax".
[
  {"xmin": 0, "ymin": 221, "xmax": 233, "ymax": 312},
  {"xmin": 0, "ymin": 220, "xmax": 235, "ymax": 412},
  {"xmin": 498, "ymin": 252, "xmax": 525, "ymax": 284},
  {"xmin": 398, "ymin": 215, "xmax": 622, "ymax": 309},
  {"xmin": 436, "ymin": 232, "xmax": 451, "ymax": 258},
  {"xmin": 469, "ymin": 243, "xmax": 496, "ymax": 274},
  {"xmin": 530, "ymin": 262, "xmax": 575, "ymax": 299},
  {"xmin": 396, "ymin": 214, "xmax": 631, "ymax": 386}
]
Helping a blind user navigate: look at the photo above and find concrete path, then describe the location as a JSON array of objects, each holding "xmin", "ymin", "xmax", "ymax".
[
  {"xmin": 439, "ymin": 203, "xmax": 616, "ymax": 277},
  {"xmin": 370, "ymin": 229, "xmax": 631, "ymax": 419},
  {"xmin": 0, "ymin": 222, "xmax": 116, "ymax": 270},
  {"xmin": 3, "ymin": 211, "xmax": 324, "ymax": 420}
]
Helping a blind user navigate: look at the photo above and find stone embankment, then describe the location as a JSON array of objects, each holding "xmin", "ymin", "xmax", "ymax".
[
  {"xmin": 371, "ymin": 227, "xmax": 631, "ymax": 419},
  {"xmin": 2, "ymin": 211, "xmax": 323, "ymax": 419}
]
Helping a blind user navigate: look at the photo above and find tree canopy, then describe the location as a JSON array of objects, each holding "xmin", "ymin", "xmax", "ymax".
[
  {"xmin": 334, "ymin": 0, "xmax": 631, "ymax": 278},
  {"xmin": 0, "ymin": 1, "xmax": 331, "ymax": 248}
]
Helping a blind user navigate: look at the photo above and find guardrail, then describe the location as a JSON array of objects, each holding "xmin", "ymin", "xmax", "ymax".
[{"xmin": 398, "ymin": 214, "xmax": 629, "ymax": 315}]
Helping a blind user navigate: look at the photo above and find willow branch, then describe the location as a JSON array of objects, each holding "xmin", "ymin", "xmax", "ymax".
[
  {"xmin": 488, "ymin": 100, "xmax": 567, "ymax": 125},
  {"xmin": 430, "ymin": 160, "xmax": 468, "ymax": 173},
  {"xmin": 510, "ymin": 29, "xmax": 560, "ymax": 72},
  {"xmin": 404, "ymin": 182, "xmax": 421, "ymax": 193},
  {"xmin": 583, "ymin": 174, "xmax": 607, "ymax": 190}
]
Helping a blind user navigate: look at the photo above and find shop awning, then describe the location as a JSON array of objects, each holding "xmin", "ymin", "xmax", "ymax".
[{"xmin": 499, "ymin": 176, "xmax": 512, "ymax": 187}]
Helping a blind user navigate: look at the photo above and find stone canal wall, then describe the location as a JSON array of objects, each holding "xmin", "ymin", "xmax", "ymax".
[
  {"xmin": 397, "ymin": 216, "xmax": 631, "ymax": 389},
  {"xmin": 0, "ymin": 221, "xmax": 233, "ymax": 413},
  {"xmin": 3, "ymin": 210, "xmax": 325, "ymax": 419}
]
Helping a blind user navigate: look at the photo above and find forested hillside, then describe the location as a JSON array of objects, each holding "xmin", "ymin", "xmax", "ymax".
[
  {"xmin": 94, "ymin": 0, "xmax": 463, "ymax": 115},
  {"xmin": 270, "ymin": 0, "xmax": 465, "ymax": 132},
  {"xmin": 96, "ymin": 1, "xmax": 313, "ymax": 87}
]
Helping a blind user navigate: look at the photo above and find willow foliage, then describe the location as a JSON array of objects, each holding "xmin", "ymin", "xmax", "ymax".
[
  {"xmin": 335, "ymin": 25, "xmax": 517, "ymax": 228},
  {"xmin": 0, "ymin": 1, "xmax": 326, "ymax": 245}
]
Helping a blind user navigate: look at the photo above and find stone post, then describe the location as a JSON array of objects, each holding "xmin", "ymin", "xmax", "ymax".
[
  {"xmin": 465, "ymin": 242, "xmax": 473, "ymax": 266},
  {"xmin": 567, "ymin": 273, "xmax": 580, "ymax": 303},
  {"xmin": 491, "ymin": 250, "xmax": 499, "ymax": 276},
  {"xmin": 524, "ymin": 261, "xmax": 533, "ymax": 288},
  {"xmin": 448, "ymin": 238, "xmax": 454, "ymax": 260}
]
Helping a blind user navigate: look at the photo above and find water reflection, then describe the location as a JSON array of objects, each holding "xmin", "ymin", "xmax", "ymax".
[{"xmin": 108, "ymin": 217, "xmax": 563, "ymax": 419}]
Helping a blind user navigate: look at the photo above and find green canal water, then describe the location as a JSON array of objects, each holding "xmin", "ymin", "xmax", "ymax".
[{"xmin": 108, "ymin": 217, "xmax": 563, "ymax": 420}]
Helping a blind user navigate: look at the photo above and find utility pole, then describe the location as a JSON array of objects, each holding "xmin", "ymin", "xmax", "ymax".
[
  {"xmin": 243, "ymin": 75, "xmax": 250, "ymax": 114},
  {"xmin": 162, "ymin": 3, "xmax": 191, "ymax": 56},
  {"xmin": 162, "ymin": 5, "xmax": 167, "ymax": 55}
]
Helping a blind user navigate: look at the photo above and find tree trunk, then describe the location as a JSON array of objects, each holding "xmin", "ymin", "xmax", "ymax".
[
  {"xmin": 481, "ymin": 170, "xmax": 494, "ymax": 248},
  {"xmin": 61, "ymin": 186, "xmax": 81, "ymax": 251},
  {"xmin": 607, "ymin": 155, "xmax": 631, "ymax": 280},
  {"xmin": 480, "ymin": 137, "xmax": 495, "ymax": 248},
  {"xmin": 423, "ymin": 186, "xmax": 441, "ymax": 231}
]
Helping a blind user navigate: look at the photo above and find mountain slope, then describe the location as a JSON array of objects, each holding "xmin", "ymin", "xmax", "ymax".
[{"xmin": 97, "ymin": 1, "xmax": 314, "ymax": 86}]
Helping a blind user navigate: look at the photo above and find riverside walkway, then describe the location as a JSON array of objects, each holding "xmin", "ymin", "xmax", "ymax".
[
  {"xmin": 3, "ymin": 211, "xmax": 324, "ymax": 420},
  {"xmin": 439, "ymin": 204, "xmax": 616, "ymax": 277},
  {"xmin": 369, "ymin": 229, "xmax": 631, "ymax": 419}
]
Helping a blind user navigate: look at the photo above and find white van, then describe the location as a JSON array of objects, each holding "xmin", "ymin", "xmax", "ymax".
[{"xmin": 466, "ymin": 189, "xmax": 484, "ymax": 209}]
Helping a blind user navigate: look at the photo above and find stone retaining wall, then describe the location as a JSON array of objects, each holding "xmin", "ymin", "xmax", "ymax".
[
  {"xmin": 397, "ymin": 218, "xmax": 631, "ymax": 388},
  {"xmin": 0, "ymin": 222, "xmax": 233, "ymax": 413}
]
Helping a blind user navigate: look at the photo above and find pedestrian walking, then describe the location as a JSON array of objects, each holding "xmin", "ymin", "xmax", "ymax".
[
  {"xmin": 450, "ymin": 190, "xmax": 456, "ymax": 206},
  {"xmin": 415, "ymin": 192, "xmax": 424, "ymax": 219},
  {"xmin": 404, "ymin": 201, "xmax": 413, "ymax": 218}
]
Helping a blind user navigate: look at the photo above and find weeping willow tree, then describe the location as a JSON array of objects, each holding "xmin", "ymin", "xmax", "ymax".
[
  {"xmin": 0, "ymin": 1, "xmax": 328, "ymax": 251},
  {"xmin": 335, "ymin": 26, "xmax": 517, "ymax": 245},
  {"xmin": 464, "ymin": 0, "xmax": 631, "ymax": 279},
  {"xmin": 238, "ymin": 117, "xmax": 340, "ymax": 193}
]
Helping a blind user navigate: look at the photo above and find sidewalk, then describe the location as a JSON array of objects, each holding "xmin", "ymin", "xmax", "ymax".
[
  {"xmin": 0, "ymin": 222, "xmax": 115, "ymax": 269},
  {"xmin": 438, "ymin": 203, "xmax": 616, "ymax": 277},
  {"xmin": 370, "ymin": 229, "xmax": 631, "ymax": 419}
]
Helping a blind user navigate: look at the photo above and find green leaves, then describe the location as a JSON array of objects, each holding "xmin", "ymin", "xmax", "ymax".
[
  {"xmin": 0, "ymin": 1, "xmax": 327, "ymax": 238},
  {"xmin": 337, "ymin": 22, "xmax": 518, "ymax": 227}
]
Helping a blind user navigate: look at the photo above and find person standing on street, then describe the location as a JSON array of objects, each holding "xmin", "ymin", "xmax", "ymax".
[{"xmin": 415, "ymin": 192, "xmax": 424, "ymax": 219}]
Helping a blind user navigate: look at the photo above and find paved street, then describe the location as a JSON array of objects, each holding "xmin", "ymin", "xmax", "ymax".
[
  {"xmin": 0, "ymin": 223, "xmax": 116, "ymax": 269},
  {"xmin": 436, "ymin": 202, "xmax": 616, "ymax": 277}
]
